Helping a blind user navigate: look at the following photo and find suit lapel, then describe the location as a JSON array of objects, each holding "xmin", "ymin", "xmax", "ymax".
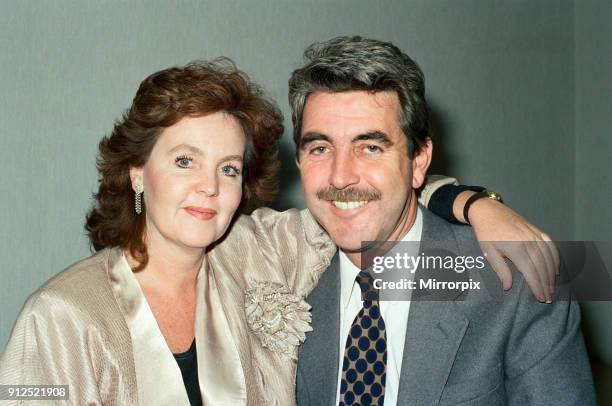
[
  {"xmin": 397, "ymin": 209, "xmax": 470, "ymax": 405},
  {"xmin": 398, "ymin": 300, "xmax": 468, "ymax": 404},
  {"xmin": 298, "ymin": 252, "xmax": 341, "ymax": 405}
]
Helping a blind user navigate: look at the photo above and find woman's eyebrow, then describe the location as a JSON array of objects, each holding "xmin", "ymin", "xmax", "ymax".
[
  {"xmin": 168, "ymin": 143, "xmax": 203, "ymax": 155},
  {"xmin": 220, "ymin": 154, "xmax": 244, "ymax": 162}
]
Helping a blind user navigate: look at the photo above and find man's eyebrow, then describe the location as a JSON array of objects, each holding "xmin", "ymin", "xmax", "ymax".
[
  {"xmin": 299, "ymin": 132, "xmax": 331, "ymax": 149},
  {"xmin": 352, "ymin": 131, "xmax": 394, "ymax": 147}
]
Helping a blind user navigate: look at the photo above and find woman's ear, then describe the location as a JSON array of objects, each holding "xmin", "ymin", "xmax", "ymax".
[
  {"xmin": 411, "ymin": 138, "xmax": 433, "ymax": 189},
  {"xmin": 129, "ymin": 166, "xmax": 144, "ymax": 192}
]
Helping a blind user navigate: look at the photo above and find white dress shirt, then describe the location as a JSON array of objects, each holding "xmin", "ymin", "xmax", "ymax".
[{"xmin": 335, "ymin": 207, "xmax": 423, "ymax": 406}]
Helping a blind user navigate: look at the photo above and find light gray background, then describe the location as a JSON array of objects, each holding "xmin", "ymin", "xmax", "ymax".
[{"xmin": 1, "ymin": 0, "xmax": 610, "ymax": 364}]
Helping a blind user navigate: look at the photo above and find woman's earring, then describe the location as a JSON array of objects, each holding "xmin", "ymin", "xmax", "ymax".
[{"xmin": 134, "ymin": 184, "xmax": 143, "ymax": 214}]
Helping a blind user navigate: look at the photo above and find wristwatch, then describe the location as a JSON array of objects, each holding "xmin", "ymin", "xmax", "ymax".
[{"xmin": 463, "ymin": 190, "xmax": 504, "ymax": 225}]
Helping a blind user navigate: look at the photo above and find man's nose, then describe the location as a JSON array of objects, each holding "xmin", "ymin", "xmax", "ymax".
[{"xmin": 328, "ymin": 152, "xmax": 360, "ymax": 189}]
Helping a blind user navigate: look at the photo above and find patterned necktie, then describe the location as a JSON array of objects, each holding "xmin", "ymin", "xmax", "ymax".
[{"xmin": 339, "ymin": 271, "xmax": 387, "ymax": 406}]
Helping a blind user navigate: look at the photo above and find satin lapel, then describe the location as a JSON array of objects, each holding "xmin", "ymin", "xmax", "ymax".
[
  {"xmin": 107, "ymin": 249, "xmax": 189, "ymax": 405},
  {"xmin": 196, "ymin": 263, "xmax": 247, "ymax": 406},
  {"xmin": 298, "ymin": 253, "xmax": 341, "ymax": 406},
  {"xmin": 397, "ymin": 209, "xmax": 469, "ymax": 405}
]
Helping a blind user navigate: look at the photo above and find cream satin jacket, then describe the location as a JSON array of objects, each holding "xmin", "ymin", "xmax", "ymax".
[
  {"xmin": 0, "ymin": 209, "xmax": 335, "ymax": 405},
  {"xmin": 0, "ymin": 177, "xmax": 455, "ymax": 405}
]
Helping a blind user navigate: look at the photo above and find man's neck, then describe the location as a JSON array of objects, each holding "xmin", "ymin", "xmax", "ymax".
[{"xmin": 344, "ymin": 192, "xmax": 419, "ymax": 268}]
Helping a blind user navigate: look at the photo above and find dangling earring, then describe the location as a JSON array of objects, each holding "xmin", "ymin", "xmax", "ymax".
[{"xmin": 134, "ymin": 184, "xmax": 143, "ymax": 214}]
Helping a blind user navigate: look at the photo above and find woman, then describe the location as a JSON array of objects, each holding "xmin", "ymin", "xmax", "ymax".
[{"xmin": 0, "ymin": 60, "xmax": 552, "ymax": 405}]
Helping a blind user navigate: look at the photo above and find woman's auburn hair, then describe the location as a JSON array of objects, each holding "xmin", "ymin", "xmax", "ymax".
[{"xmin": 85, "ymin": 59, "xmax": 283, "ymax": 270}]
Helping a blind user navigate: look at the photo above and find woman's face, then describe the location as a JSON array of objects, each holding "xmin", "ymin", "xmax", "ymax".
[{"xmin": 131, "ymin": 112, "xmax": 245, "ymax": 254}]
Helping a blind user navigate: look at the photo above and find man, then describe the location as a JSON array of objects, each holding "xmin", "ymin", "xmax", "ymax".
[{"xmin": 292, "ymin": 36, "xmax": 595, "ymax": 405}]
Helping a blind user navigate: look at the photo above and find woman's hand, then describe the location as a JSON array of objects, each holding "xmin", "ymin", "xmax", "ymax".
[{"xmin": 455, "ymin": 192, "xmax": 560, "ymax": 303}]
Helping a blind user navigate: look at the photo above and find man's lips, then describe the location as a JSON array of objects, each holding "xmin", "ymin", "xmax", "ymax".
[
  {"xmin": 185, "ymin": 207, "xmax": 217, "ymax": 220},
  {"xmin": 331, "ymin": 200, "xmax": 369, "ymax": 210},
  {"xmin": 325, "ymin": 200, "xmax": 373, "ymax": 216}
]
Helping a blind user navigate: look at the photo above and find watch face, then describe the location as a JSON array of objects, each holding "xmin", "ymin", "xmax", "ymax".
[{"xmin": 488, "ymin": 191, "xmax": 503, "ymax": 202}]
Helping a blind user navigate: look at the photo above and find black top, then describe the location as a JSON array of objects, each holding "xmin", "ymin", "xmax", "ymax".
[{"xmin": 173, "ymin": 340, "xmax": 203, "ymax": 406}]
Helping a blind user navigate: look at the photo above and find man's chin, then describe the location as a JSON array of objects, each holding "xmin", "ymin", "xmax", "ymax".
[
  {"xmin": 312, "ymin": 212, "xmax": 375, "ymax": 250},
  {"xmin": 330, "ymin": 234, "xmax": 372, "ymax": 253},
  {"xmin": 336, "ymin": 244, "xmax": 363, "ymax": 253}
]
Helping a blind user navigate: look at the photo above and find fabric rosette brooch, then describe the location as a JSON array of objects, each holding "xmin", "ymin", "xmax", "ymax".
[{"xmin": 245, "ymin": 282, "xmax": 313, "ymax": 360}]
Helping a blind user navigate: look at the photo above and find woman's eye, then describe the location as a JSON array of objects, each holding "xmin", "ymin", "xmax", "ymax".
[
  {"xmin": 221, "ymin": 165, "xmax": 241, "ymax": 177},
  {"xmin": 175, "ymin": 156, "xmax": 193, "ymax": 168}
]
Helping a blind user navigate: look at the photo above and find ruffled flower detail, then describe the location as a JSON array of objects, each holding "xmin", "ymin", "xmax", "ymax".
[{"xmin": 245, "ymin": 282, "xmax": 313, "ymax": 360}]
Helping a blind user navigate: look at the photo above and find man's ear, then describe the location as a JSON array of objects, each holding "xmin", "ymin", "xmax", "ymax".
[
  {"xmin": 295, "ymin": 150, "xmax": 303, "ymax": 169},
  {"xmin": 129, "ymin": 166, "xmax": 144, "ymax": 192},
  {"xmin": 411, "ymin": 138, "xmax": 433, "ymax": 189}
]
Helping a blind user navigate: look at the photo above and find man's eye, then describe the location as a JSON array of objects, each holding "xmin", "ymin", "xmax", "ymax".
[
  {"xmin": 175, "ymin": 156, "xmax": 193, "ymax": 168},
  {"xmin": 310, "ymin": 146, "xmax": 328, "ymax": 155},
  {"xmin": 221, "ymin": 165, "xmax": 241, "ymax": 177},
  {"xmin": 364, "ymin": 145, "xmax": 382, "ymax": 154}
]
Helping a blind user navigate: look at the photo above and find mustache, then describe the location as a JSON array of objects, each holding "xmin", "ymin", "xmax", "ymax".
[{"xmin": 316, "ymin": 186, "xmax": 381, "ymax": 202}]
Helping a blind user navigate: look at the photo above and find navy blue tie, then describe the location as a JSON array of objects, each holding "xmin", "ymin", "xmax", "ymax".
[{"xmin": 339, "ymin": 271, "xmax": 387, "ymax": 406}]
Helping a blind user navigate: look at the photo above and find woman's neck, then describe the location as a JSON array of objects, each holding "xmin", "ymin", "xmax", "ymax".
[
  {"xmin": 127, "ymin": 239, "xmax": 202, "ymax": 354},
  {"xmin": 128, "ymin": 232, "xmax": 207, "ymax": 294},
  {"xmin": 142, "ymin": 252, "xmax": 204, "ymax": 293}
]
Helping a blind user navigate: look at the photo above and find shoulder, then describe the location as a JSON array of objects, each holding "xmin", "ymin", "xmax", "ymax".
[
  {"xmin": 210, "ymin": 207, "xmax": 296, "ymax": 249},
  {"xmin": 221, "ymin": 207, "xmax": 324, "ymax": 241},
  {"xmin": 420, "ymin": 207, "xmax": 514, "ymax": 302},
  {"xmin": 211, "ymin": 206, "xmax": 333, "ymax": 266},
  {"xmin": 420, "ymin": 206, "xmax": 476, "ymax": 242},
  {"xmin": 209, "ymin": 207, "xmax": 334, "ymax": 296},
  {"xmin": 36, "ymin": 249, "xmax": 110, "ymax": 293},
  {"xmin": 1, "ymin": 249, "xmax": 136, "ymax": 392},
  {"xmin": 21, "ymin": 248, "xmax": 123, "ymax": 324}
]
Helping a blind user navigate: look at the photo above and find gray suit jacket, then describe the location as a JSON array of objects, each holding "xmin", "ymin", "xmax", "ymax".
[{"xmin": 296, "ymin": 209, "xmax": 595, "ymax": 405}]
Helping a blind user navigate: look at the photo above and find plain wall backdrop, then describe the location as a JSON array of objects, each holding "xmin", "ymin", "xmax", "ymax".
[{"xmin": 1, "ymin": 0, "xmax": 610, "ymax": 363}]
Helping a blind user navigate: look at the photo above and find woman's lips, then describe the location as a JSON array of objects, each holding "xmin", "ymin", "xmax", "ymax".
[{"xmin": 185, "ymin": 207, "xmax": 217, "ymax": 220}]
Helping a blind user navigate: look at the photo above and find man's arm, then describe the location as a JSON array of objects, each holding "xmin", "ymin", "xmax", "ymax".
[
  {"xmin": 424, "ymin": 178, "xmax": 560, "ymax": 303},
  {"xmin": 454, "ymin": 190, "xmax": 559, "ymax": 303}
]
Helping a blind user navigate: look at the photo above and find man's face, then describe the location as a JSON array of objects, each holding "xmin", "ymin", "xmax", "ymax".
[{"xmin": 297, "ymin": 90, "xmax": 432, "ymax": 256}]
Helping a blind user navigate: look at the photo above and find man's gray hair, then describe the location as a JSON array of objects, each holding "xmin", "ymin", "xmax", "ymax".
[{"xmin": 288, "ymin": 36, "xmax": 429, "ymax": 157}]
